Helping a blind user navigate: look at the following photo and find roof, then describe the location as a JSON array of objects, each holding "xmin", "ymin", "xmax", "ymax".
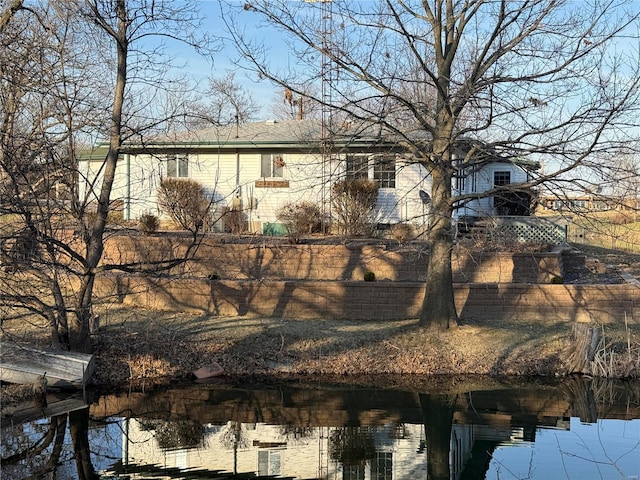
[
  {"xmin": 85, "ymin": 119, "xmax": 540, "ymax": 170},
  {"xmin": 126, "ymin": 119, "xmax": 394, "ymax": 151}
]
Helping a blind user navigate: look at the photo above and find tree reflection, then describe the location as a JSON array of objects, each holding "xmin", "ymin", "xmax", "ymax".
[
  {"xmin": 419, "ymin": 393, "xmax": 457, "ymax": 480},
  {"xmin": 329, "ymin": 426, "xmax": 377, "ymax": 467},
  {"xmin": 1, "ymin": 407, "xmax": 97, "ymax": 479},
  {"xmin": 2, "ymin": 414, "xmax": 67, "ymax": 478},
  {"xmin": 69, "ymin": 408, "xmax": 99, "ymax": 480}
]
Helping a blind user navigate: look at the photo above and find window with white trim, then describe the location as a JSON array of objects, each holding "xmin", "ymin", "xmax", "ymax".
[
  {"xmin": 346, "ymin": 154, "xmax": 369, "ymax": 180},
  {"xmin": 493, "ymin": 171, "xmax": 511, "ymax": 186},
  {"xmin": 373, "ymin": 156, "xmax": 396, "ymax": 188},
  {"xmin": 257, "ymin": 450, "xmax": 282, "ymax": 476},
  {"xmin": 166, "ymin": 154, "xmax": 188, "ymax": 178},
  {"xmin": 346, "ymin": 154, "xmax": 397, "ymax": 188},
  {"xmin": 371, "ymin": 451, "xmax": 393, "ymax": 480},
  {"xmin": 261, "ymin": 153, "xmax": 285, "ymax": 178}
]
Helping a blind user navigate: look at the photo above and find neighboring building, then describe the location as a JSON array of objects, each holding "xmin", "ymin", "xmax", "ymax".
[
  {"xmin": 537, "ymin": 194, "xmax": 640, "ymax": 214},
  {"xmin": 77, "ymin": 119, "xmax": 538, "ymax": 235}
]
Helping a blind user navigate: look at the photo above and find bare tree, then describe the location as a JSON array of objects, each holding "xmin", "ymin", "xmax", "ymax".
[
  {"xmin": 226, "ymin": 0, "xmax": 640, "ymax": 330},
  {"xmin": 206, "ymin": 71, "xmax": 261, "ymax": 125},
  {"xmin": 0, "ymin": 0, "xmax": 216, "ymax": 352}
]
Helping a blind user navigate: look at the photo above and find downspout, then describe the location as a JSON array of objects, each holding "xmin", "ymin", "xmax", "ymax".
[
  {"xmin": 125, "ymin": 153, "xmax": 131, "ymax": 220},
  {"xmin": 235, "ymin": 149, "xmax": 240, "ymax": 190}
]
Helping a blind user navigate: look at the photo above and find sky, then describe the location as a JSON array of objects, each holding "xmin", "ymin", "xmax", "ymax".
[{"xmin": 165, "ymin": 1, "xmax": 294, "ymax": 120}]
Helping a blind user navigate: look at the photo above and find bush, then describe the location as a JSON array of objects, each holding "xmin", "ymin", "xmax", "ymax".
[
  {"xmin": 390, "ymin": 223, "xmax": 414, "ymax": 242},
  {"xmin": 138, "ymin": 213, "xmax": 159, "ymax": 235},
  {"xmin": 157, "ymin": 178, "xmax": 210, "ymax": 233},
  {"xmin": 331, "ymin": 178, "xmax": 379, "ymax": 237},
  {"xmin": 276, "ymin": 201, "xmax": 322, "ymax": 243},
  {"xmin": 363, "ymin": 271, "xmax": 376, "ymax": 282},
  {"xmin": 224, "ymin": 208, "xmax": 246, "ymax": 235}
]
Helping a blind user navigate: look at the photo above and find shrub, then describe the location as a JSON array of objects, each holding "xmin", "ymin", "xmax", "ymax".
[
  {"xmin": 363, "ymin": 271, "xmax": 376, "ymax": 282},
  {"xmin": 331, "ymin": 178, "xmax": 379, "ymax": 237},
  {"xmin": 390, "ymin": 223, "xmax": 414, "ymax": 243},
  {"xmin": 224, "ymin": 208, "xmax": 246, "ymax": 235},
  {"xmin": 157, "ymin": 178, "xmax": 210, "ymax": 233},
  {"xmin": 138, "ymin": 213, "xmax": 159, "ymax": 235},
  {"xmin": 276, "ymin": 201, "xmax": 322, "ymax": 243}
]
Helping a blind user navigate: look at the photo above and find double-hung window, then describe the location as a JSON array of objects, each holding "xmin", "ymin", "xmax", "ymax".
[
  {"xmin": 166, "ymin": 154, "xmax": 189, "ymax": 178},
  {"xmin": 347, "ymin": 154, "xmax": 396, "ymax": 188},
  {"xmin": 373, "ymin": 156, "xmax": 396, "ymax": 188},
  {"xmin": 261, "ymin": 154, "xmax": 285, "ymax": 178},
  {"xmin": 346, "ymin": 154, "xmax": 369, "ymax": 180},
  {"xmin": 493, "ymin": 171, "xmax": 511, "ymax": 186}
]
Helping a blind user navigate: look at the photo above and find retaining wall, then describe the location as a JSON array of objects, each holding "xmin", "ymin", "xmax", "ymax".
[
  {"xmin": 95, "ymin": 276, "xmax": 639, "ymax": 324},
  {"xmin": 96, "ymin": 234, "xmax": 637, "ymax": 324},
  {"xmin": 101, "ymin": 235, "xmax": 563, "ymax": 283}
]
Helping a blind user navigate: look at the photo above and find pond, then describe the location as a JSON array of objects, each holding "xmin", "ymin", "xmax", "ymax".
[{"xmin": 1, "ymin": 376, "xmax": 639, "ymax": 480}]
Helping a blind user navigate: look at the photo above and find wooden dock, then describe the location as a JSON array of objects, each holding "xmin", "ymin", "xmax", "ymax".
[{"xmin": 0, "ymin": 343, "xmax": 94, "ymax": 389}]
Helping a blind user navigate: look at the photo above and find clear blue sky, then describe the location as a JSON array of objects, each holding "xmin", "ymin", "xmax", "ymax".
[{"xmin": 165, "ymin": 1, "xmax": 293, "ymax": 119}]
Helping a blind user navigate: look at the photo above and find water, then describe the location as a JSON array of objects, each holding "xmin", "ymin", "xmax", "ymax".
[{"xmin": 1, "ymin": 376, "xmax": 639, "ymax": 479}]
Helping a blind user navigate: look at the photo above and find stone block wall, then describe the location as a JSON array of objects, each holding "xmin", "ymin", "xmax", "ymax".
[
  {"xmin": 100, "ymin": 235, "xmax": 563, "ymax": 283},
  {"xmin": 94, "ymin": 276, "xmax": 639, "ymax": 324},
  {"xmin": 95, "ymin": 234, "xmax": 639, "ymax": 324}
]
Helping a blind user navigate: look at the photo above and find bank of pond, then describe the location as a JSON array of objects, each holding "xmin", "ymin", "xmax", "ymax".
[{"xmin": 1, "ymin": 375, "xmax": 639, "ymax": 479}]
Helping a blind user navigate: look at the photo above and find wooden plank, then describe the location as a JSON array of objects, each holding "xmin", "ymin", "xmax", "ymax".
[
  {"xmin": 2, "ymin": 395, "xmax": 88, "ymax": 429},
  {"xmin": 0, "ymin": 343, "xmax": 94, "ymax": 389}
]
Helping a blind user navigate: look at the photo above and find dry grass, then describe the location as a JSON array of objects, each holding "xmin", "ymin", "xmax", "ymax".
[
  {"xmin": 0, "ymin": 303, "xmax": 587, "ymax": 390},
  {"xmin": 591, "ymin": 318, "xmax": 640, "ymax": 378},
  {"xmin": 2, "ymin": 302, "xmax": 638, "ymax": 401}
]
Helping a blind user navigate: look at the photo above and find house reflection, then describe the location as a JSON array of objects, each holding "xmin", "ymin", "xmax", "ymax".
[
  {"xmin": 103, "ymin": 418, "xmax": 557, "ymax": 479},
  {"xmin": 91, "ymin": 378, "xmax": 639, "ymax": 480}
]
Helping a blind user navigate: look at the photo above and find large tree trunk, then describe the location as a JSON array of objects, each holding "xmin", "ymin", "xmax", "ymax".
[
  {"xmin": 419, "ymin": 166, "xmax": 458, "ymax": 330},
  {"xmin": 420, "ymin": 232, "xmax": 458, "ymax": 330}
]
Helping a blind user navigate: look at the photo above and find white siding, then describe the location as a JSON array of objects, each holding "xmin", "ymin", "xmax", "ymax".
[
  {"xmin": 79, "ymin": 145, "xmax": 530, "ymax": 231},
  {"xmin": 455, "ymin": 163, "xmax": 530, "ymax": 219}
]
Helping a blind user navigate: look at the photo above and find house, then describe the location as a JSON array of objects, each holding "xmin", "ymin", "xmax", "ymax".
[{"xmin": 77, "ymin": 119, "xmax": 538, "ymax": 236}]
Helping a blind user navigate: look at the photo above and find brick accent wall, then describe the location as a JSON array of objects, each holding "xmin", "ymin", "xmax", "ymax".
[{"xmin": 95, "ymin": 276, "xmax": 639, "ymax": 324}]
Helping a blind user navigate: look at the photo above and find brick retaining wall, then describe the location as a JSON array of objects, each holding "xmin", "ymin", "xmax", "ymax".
[
  {"xmin": 95, "ymin": 276, "xmax": 639, "ymax": 324},
  {"xmin": 101, "ymin": 235, "xmax": 563, "ymax": 283},
  {"xmin": 96, "ymin": 234, "xmax": 637, "ymax": 324}
]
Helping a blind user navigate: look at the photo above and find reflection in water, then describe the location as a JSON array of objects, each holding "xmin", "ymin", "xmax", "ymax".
[
  {"xmin": 1, "ymin": 377, "xmax": 639, "ymax": 479},
  {"xmin": 1, "ymin": 407, "xmax": 98, "ymax": 480}
]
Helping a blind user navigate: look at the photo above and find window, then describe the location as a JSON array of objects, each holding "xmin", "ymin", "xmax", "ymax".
[
  {"xmin": 343, "ymin": 465, "xmax": 365, "ymax": 480},
  {"xmin": 493, "ymin": 171, "xmax": 512, "ymax": 215},
  {"xmin": 258, "ymin": 450, "xmax": 282, "ymax": 476},
  {"xmin": 371, "ymin": 452, "xmax": 393, "ymax": 480},
  {"xmin": 373, "ymin": 156, "xmax": 396, "ymax": 188},
  {"xmin": 493, "ymin": 171, "xmax": 511, "ymax": 186},
  {"xmin": 166, "ymin": 154, "xmax": 188, "ymax": 178},
  {"xmin": 454, "ymin": 157, "xmax": 465, "ymax": 191},
  {"xmin": 261, "ymin": 154, "xmax": 284, "ymax": 178},
  {"xmin": 346, "ymin": 154, "xmax": 369, "ymax": 180}
]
